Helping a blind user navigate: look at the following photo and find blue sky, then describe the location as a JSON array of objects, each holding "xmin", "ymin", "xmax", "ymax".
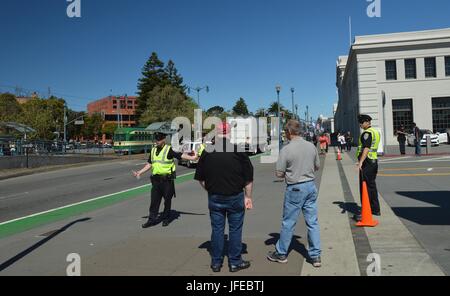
[{"xmin": 1, "ymin": 0, "xmax": 450, "ymax": 119}]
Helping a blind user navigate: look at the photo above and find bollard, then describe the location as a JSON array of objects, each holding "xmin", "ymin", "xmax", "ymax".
[{"xmin": 426, "ymin": 135, "xmax": 431, "ymax": 155}]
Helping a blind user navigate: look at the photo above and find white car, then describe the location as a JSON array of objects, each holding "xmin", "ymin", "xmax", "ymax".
[
  {"xmin": 178, "ymin": 141, "xmax": 203, "ymax": 168},
  {"xmin": 407, "ymin": 130, "xmax": 441, "ymax": 147}
]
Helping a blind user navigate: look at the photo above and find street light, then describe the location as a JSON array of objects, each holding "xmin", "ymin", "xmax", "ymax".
[
  {"xmin": 295, "ymin": 104, "xmax": 299, "ymax": 120},
  {"xmin": 291, "ymin": 88, "xmax": 295, "ymax": 116},
  {"xmin": 276, "ymin": 85, "xmax": 282, "ymax": 147},
  {"xmin": 188, "ymin": 86, "xmax": 209, "ymax": 108}
]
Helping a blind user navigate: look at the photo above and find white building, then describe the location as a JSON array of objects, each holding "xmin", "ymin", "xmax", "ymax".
[{"xmin": 335, "ymin": 28, "xmax": 450, "ymax": 145}]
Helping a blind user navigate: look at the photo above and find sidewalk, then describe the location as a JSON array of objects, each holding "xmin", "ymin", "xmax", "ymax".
[{"xmin": 0, "ymin": 151, "xmax": 445, "ymax": 276}]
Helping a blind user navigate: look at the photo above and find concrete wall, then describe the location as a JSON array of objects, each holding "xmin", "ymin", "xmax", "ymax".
[{"xmin": 0, "ymin": 155, "xmax": 114, "ymax": 170}]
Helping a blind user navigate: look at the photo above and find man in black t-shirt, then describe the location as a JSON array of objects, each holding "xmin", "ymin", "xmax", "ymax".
[{"xmin": 195, "ymin": 122, "xmax": 254, "ymax": 273}]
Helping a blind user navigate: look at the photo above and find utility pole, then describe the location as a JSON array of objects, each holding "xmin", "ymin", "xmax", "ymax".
[
  {"xmin": 64, "ymin": 104, "xmax": 67, "ymax": 153},
  {"xmin": 291, "ymin": 88, "xmax": 295, "ymax": 116}
]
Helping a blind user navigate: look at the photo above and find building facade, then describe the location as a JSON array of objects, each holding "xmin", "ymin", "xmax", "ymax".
[
  {"xmin": 87, "ymin": 95, "xmax": 137, "ymax": 127},
  {"xmin": 335, "ymin": 28, "xmax": 450, "ymax": 146}
]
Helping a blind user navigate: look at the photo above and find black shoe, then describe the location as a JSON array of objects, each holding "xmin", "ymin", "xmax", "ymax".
[
  {"xmin": 373, "ymin": 212, "xmax": 381, "ymax": 216},
  {"xmin": 162, "ymin": 220, "xmax": 170, "ymax": 227},
  {"xmin": 229, "ymin": 260, "xmax": 251, "ymax": 273},
  {"xmin": 142, "ymin": 219, "xmax": 158, "ymax": 228},
  {"xmin": 310, "ymin": 256, "xmax": 322, "ymax": 268},
  {"xmin": 210, "ymin": 264, "xmax": 222, "ymax": 273},
  {"xmin": 267, "ymin": 250, "xmax": 288, "ymax": 263},
  {"xmin": 353, "ymin": 214, "xmax": 362, "ymax": 222}
]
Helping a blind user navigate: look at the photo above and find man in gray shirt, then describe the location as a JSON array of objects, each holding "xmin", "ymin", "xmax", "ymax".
[{"xmin": 267, "ymin": 120, "xmax": 322, "ymax": 268}]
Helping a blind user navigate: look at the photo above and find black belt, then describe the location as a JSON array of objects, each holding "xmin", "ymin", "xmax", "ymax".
[
  {"xmin": 151, "ymin": 174, "xmax": 175, "ymax": 182},
  {"xmin": 287, "ymin": 180, "xmax": 315, "ymax": 186}
]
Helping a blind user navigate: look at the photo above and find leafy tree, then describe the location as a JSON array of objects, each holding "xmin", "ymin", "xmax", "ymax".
[
  {"xmin": 232, "ymin": 98, "xmax": 249, "ymax": 116},
  {"xmin": 206, "ymin": 106, "xmax": 224, "ymax": 116},
  {"xmin": 82, "ymin": 113, "xmax": 104, "ymax": 139},
  {"xmin": 20, "ymin": 98, "xmax": 54, "ymax": 139},
  {"xmin": 66, "ymin": 110, "xmax": 85, "ymax": 140},
  {"xmin": 255, "ymin": 108, "xmax": 267, "ymax": 117},
  {"xmin": 140, "ymin": 85, "xmax": 198, "ymax": 125},
  {"xmin": 0, "ymin": 93, "xmax": 22, "ymax": 122},
  {"xmin": 101, "ymin": 122, "xmax": 117, "ymax": 138}
]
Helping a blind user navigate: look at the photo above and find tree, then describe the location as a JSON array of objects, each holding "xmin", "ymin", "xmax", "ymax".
[
  {"xmin": 20, "ymin": 98, "xmax": 54, "ymax": 139},
  {"xmin": 136, "ymin": 52, "xmax": 166, "ymax": 119},
  {"xmin": 164, "ymin": 60, "xmax": 184, "ymax": 90},
  {"xmin": 0, "ymin": 93, "xmax": 22, "ymax": 122},
  {"xmin": 232, "ymin": 98, "xmax": 249, "ymax": 116},
  {"xmin": 102, "ymin": 122, "xmax": 117, "ymax": 138},
  {"xmin": 140, "ymin": 85, "xmax": 198, "ymax": 125},
  {"xmin": 255, "ymin": 108, "xmax": 266, "ymax": 117},
  {"xmin": 268, "ymin": 102, "xmax": 284, "ymax": 115},
  {"xmin": 82, "ymin": 113, "xmax": 104, "ymax": 139},
  {"xmin": 206, "ymin": 106, "xmax": 224, "ymax": 116}
]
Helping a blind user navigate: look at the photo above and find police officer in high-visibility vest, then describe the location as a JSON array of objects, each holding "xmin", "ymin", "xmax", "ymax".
[
  {"xmin": 134, "ymin": 132, "xmax": 197, "ymax": 228},
  {"xmin": 356, "ymin": 114, "xmax": 381, "ymax": 220}
]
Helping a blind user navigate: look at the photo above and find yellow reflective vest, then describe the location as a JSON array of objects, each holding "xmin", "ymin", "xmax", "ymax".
[
  {"xmin": 151, "ymin": 144, "xmax": 175, "ymax": 175},
  {"xmin": 357, "ymin": 127, "xmax": 380, "ymax": 160}
]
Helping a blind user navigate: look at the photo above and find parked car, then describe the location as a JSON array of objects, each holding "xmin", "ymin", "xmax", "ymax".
[
  {"xmin": 436, "ymin": 129, "xmax": 449, "ymax": 144},
  {"xmin": 407, "ymin": 130, "xmax": 440, "ymax": 147},
  {"xmin": 178, "ymin": 141, "xmax": 203, "ymax": 168}
]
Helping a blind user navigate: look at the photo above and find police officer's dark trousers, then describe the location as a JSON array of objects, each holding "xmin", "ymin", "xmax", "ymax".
[
  {"xmin": 359, "ymin": 160, "xmax": 380, "ymax": 215},
  {"xmin": 149, "ymin": 177, "xmax": 175, "ymax": 221}
]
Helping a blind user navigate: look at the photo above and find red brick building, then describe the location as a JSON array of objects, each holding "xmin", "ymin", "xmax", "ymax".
[{"xmin": 87, "ymin": 95, "xmax": 137, "ymax": 127}]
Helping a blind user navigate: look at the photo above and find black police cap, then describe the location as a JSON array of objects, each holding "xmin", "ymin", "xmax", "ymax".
[
  {"xmin": 358, "ymin": 114, "xmax": 372, "ymax": 124},
  {"xmin": 154, "ymin": 132, "xmax": 167, "ymax": 140}
]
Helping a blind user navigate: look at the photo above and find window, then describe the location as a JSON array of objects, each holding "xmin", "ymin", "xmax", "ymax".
[
  {"xmin": 405, "ymin": 59, "xmax": 417, "ymax": 79},
  {"xmin": 112, "ymin": 100, "xmax": 117, "ymax": 104},
  {"xmin": 385, "ymin": 60, "xmax": 397, "ymax": 80},
  {"xmin": 445, "ymin": 56, "xmax": 450, "ymax": 77},
  {"xmin": 392, "ymin": 99, "xmax": 414, "ymax": 135},
  {"xmin": 432, "ymin": 97, "xmax": 450, "ymax": 132},
  {"xmin": 425, "ymin": 57, "xmax": 437, "ymax": 78},
  {"xmin": 112, "ymin": 105, "xmax": 117, "ymax": 109}
]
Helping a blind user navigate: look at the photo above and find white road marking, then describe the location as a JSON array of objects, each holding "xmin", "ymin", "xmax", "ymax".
[
  {"xmin": 380, "ymin": 156, "xmax": 413, "ymax": 163},
  {"xmin": 0, "ymin": 192, "xmax": 30, "ymax": 201},
  {"xmin": 0, "ymin": 171, "xmax": 195, "ymax": 227}
]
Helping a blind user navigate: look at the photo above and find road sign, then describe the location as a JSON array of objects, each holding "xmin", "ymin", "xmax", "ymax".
[
  {"xmin": 75, "ymin": 120, "xmax": 84, "ymax": 125},
  {"xmin": 22, "ymin": 144, "xmax": 33, "ymax": 148}
]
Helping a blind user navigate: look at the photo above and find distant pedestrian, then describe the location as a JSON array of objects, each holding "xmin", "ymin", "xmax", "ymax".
[
  {"xmin": 194, "ymin": 122, "xmax": 254, "ymax": 273},
  {"xmin": 412, "ymin": 123, "xmax": 422, "ymax": 156},
  {"xmin": 338, "ymin": 133, "xmax": 346, "ymax": 152},
  {"xmin": 319, "ymin": 133, "xmax": 328, "ymax": 155},
  {"xmin": 267, "ymin": 120, "xmax": 322, "ymax": 268},
  {"xmin": 345, "ymin": 132, "xmax": 353, "ymax": 151},
  {"xmin": 396, "ymin": 125, "xmax": 407, "ymax": 155}
]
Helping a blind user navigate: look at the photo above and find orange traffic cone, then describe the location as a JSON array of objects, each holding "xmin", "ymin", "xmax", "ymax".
[
  {"xmin": 337, "ymin": 149, "xmax": 342, "ymax": 161},
  {"xmin": 356, "ymin": 181, "xmax": 379, "ymax": 227}
]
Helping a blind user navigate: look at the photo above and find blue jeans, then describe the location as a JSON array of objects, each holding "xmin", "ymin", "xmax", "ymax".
[
  {"xmin": 208, "ymin": 192, "xmax": 245, "ymax": 266},
  {"xmin": 276, "ymin": 181, "xmax": 321, "ymax": 259},
  {"xmin": 415, "ymin": 141, "xmax": 421, "ymax": 155}
]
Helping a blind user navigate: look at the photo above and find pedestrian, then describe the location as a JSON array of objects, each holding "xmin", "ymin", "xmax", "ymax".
[
  {"xmin": 267, "ymin": 120, "xmax": 322, "ymax": 268},
  {"xmin": 345, "ymin": 132, "xmax": 353, "ymax": 151},
  {"xmin": 396, "ymin": 125, "xmax": 407, "ymax": 155},
  {"xmin": 355, "ymin": 115, "xmax": 381, "ymax": 221},
  {"xmin": 338, "ymin": 133, "xmax": 346, "ymax": 152},
  {"xmin": 134, "ymin": 132, "xmax": 198, "ymax": 228},
  {"xmin": 412, "ymin": 122, "xmax": 422, "ymax": 156},
  {"xmin": 194, "ymin": 122, "xmax": 254, "ymax": 273},
  {"xmin": 319, "ymin": 133, "xmax": 328, "ymax": 155}
]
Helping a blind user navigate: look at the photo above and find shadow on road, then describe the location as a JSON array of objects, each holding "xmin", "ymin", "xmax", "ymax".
[
  {"xmin": 198, "ymin": 235, "xmax": 249, "ymax": 260},
  {"xmin": 333, "ymin": 201, "xmax": 360, "ymax": 215},
  {"xmin": 142, "ymin": 210, "xmax": 206, "ymax": 226},
  {"xmin": 392, "ymin": 191, "xmax": 450, "ymax": 225},
  {"xmin": 264, "ymin": 233, "xmax": 309, "ymax": 259},
  {"xmin": 0, "ymin": 217, "xmax": 91, "ymax": 272}
]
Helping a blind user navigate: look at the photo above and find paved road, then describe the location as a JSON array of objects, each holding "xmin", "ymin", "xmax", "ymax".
[
  {"xmin": 0, "ymin": 157, "xmax": 194, "ymax": 223},
  {"xmin": 0, "ymin": 155, "xmax": 325, "ymax": 275},
  {"xmin": 347, "ymin": 153, "xmax": 450, "ymax": 275},
  {"xmin": 377, "ymin": 155, "xmax": 450, "ymax": 275}
]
